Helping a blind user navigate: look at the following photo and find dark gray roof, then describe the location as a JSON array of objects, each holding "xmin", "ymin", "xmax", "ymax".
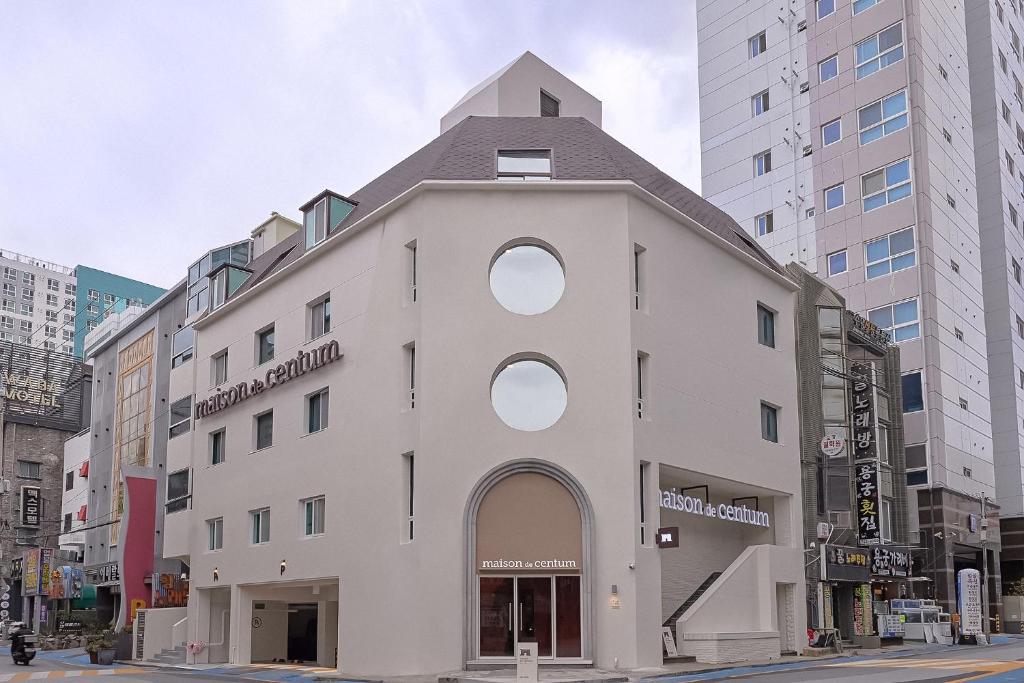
[{"xmin": 237, "ymin": 116, "xmax": 782, "ymax": 295}]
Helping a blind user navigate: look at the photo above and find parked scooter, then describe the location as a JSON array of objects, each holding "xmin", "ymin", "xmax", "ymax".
[{"xmin": 9, "ymin": 623, "xmax": 37, "ymax": 665}]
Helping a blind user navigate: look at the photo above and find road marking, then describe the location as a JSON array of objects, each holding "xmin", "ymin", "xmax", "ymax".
[
  {"xmin": 0, "ymin": 669, "xmax": 143, "ymax": 682},
  {"xmin": 829, "ymin": 657, "xmax": 1024, "ymax": 680}
]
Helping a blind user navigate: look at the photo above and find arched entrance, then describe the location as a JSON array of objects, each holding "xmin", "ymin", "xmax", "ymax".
[{"xmin": 464, "ymin": 460, "xmax": 593, "ymax": 663}]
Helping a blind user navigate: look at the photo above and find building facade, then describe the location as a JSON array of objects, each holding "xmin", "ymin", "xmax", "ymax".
[
  {"xmin": 58, "ymin": 429, "xmax": 90, "ymax": 563},
  {"xmin": 697, "ymin": 0, "xmax": 1001, "ymax": 617},
  {"xmin": 151, "ymin": 59, "xmax": 809, "ymax": 675},
  {"xmin": 0, "ymin": 250, "xmax": 165, "ymax": 359}
]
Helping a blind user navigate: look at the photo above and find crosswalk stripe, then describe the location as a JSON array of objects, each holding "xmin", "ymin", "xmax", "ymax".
[{"xmin": 0, "ymin": 669, "xmax": 143, "ymax": 682}]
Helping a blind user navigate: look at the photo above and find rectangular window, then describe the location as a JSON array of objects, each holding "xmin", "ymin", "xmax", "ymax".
[
  {"xmin": 866, "ymin": 227, "xmax": 916, "ymax": 279},
  {"xmin": 1005, "ymin": 100, "xmax": 1012, "ymax": 124},
  {"xmin": 639, "ymin": 461, "xmax": 652, "ymax": 546},
  {"xmin": 756, "ymin": 211, "xmax": 774, "ymax": 236},
  {"xmin": 403, "ymin": 452, "xmax": 415, "ymax": 542},
  {"xmin": 167, "ymin": 469, "xmax": 190, "ymax": 513},
  {"xmin": 862, "ymin": 158, "xmax": 912, "ymax": 211},
  {"xmin": 1016, "ymin": 258, "xmax": 1022, "ymax": 284},
  {"xmin": 760, "ymin": 403, "xmax": 779, "ymax": 442},
  {"xmin": 633, "ymin": 243, "xmax": 646, "ymax": 311},
  {"xmin": 855, "ymin": 22, "xmax": 904, "ymax": 79},
  {"xmin": 817, "ymin": 0, "xmax": 835, "ymax": 19},
  {"xmin": 827, "ymin": 250, "xmax": 848, "ymax": 276},
  {"xmin": 2, "ymin": 268, "xmax": 14, "ymax": 281},
  {"xmin": 21, "ymin": 272, "xmax": 33, "ymax": 285},
  {"xmin": 822, "ymin": 118, "xmax": 842, "ymax": 146},
  {"xmin": 65, "ymin": 283, "xmax": 75, "ymax": 295},
  {"xmin": 305, "ymin": 197, "xmax": 328, "ymax": 248},
  {"xmin": 407, "ymin": 240, "xmax": 418, "ymax": 303},
  {"xmin": 636, "ymin": 351, "xmax": 649, "ymax": 419},
  {"xmin": 88, "ymin": 289, "xmax": 98, "ymax": 302},
  {"xmin": 753, "ymin": 149, "xmax": 772, "ymax": 176},
  {"xmin": 2, "ymin": 283, "xmax": 13, "ymax": 297},
  {"xmin": 212, "ymin": 349, "xmax": 228, "ymax": 385},
  {"xmin": 1018, "ymin": 315, "xmax": 1024, "ymax": 338},
  {"xmin": 169, "ymin": 396, "xmax": 192, "ymax": 439},
  {"xmin": 869, "ymin": 298, "xmax": 920, "ymax": 342},
  {"xmin": 310, "ymin": 296, "xmax": 331, "ymax": 339},
  {"xmin": 540, "ymin": 89, "xmax": 559, "ymax": 117},
  {"xmin": 1, "ymin": 300, "xmax": 11, "ymax": 312},
  {"xmin": 171, "ymin": 325, "xmax": 194, "ymax": 368},
  {"xmin": 749, "ymin": 31, "xmax": 767, "ymax": 58},
  {"xmin": 63, "ymin": 513, "xmax": 72, "ymax": 533},
  {"xmin": 211, "ymin": 429, "xmax": 226, "ymax": 465},
  {"xmin": 757, "ymin": 304, "xmax": 776, "ymax": 348},
  {"xmin": 1012, "ymin": 203, "xmax": 1020, "ymax": 229},
  {"xmin": 497, "ymin": 150, "xmax": 551, "ymax": 180},
  {"xmin": 250, "ymin": 508, "xmax": 270, "ymax": 544},
  {"xmin": 1010, "ymin": 150, "xmax": 1018, "ymax": 176},
  {"xmin": 17, "ymin": 460, "xmax": 41, "ymax": 479},
  {"xmin": 825, "ymin": 183, "xmax": 845, "ymax": 211},
  {"xmin": 207, "ymin": 518, "xmax": 223, "ymax": 551},
  {"xmin": 303, "ymin": 497, "xmax": 326, "ymax": 536},
  {"xmin": 255, "ymin": 411, "xmax": 274, "ymax": 450},
  {"xmin": 47, "ymin": 278, "xmax": 59, "ymax": 292},
  {"xmin": 307, "ymin": 388, "xmax": 329, "ymax": 433},
  {"xmin": 752, "ymin": 89, "xmax": 770, "ymax": 117},
  {"xmin": 858, "ymin": 90, "xmax": 908, "ymax": 145},
  {"xmin": 905, "ymin": 370, "xmax": 929, "ymax": 413},
  {"xmin": 65, "ymin": 471, "xmax": 74, "ymax": 491},
  {"xmin": 854, "ymin": 0, "xmax": 880, "ymax": 13},
  {"xmin": 406, "ymin": 343, "xmax": 416, "ymax": 410},
  {"xmin": 45, "ymin": 294, "xmax": 57, "ymax": 306},
  {"xmin": 819, "ymin": 54, "xmax": 839, "ymax": 82},
  {"xmin": 257, "ymin": 326, "xmax": 275, "ymax": 364}
]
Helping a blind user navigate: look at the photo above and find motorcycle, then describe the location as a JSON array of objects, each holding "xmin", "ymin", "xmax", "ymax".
[{"xmin": 10, "ymin": 625, "xmax": 37, "ymax": 665}]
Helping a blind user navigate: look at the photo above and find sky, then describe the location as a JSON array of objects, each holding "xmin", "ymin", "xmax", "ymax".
[{"xmin": 0, "ymin": 1, "xmax": 701, "ymax": 289}]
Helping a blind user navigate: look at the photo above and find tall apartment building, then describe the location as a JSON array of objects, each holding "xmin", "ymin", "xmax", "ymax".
[
  {"xmin": 697, "ymin": 0, "xmax": 1001, "ymax": 617},
  {"xmin": 0, "ymin": 250, "xmax": 164, "ymax": 359}
]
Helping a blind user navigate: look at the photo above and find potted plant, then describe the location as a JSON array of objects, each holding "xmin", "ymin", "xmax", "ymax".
[{"xmin": 85, "ymin": 631, "xmax": 116, "ymax": 665}]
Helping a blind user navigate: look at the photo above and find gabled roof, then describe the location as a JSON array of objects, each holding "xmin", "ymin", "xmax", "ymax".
[{"xmin": 235, "ymin": 116, "xmax": 783, "ymax": 296}]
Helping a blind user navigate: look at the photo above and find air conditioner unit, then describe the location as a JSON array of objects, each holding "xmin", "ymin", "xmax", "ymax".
[
  {"xmin": 816, "ymin": 522, "xmax": 831, "ymax": 540},
  {"xmin": 829, "ymin": 510, "xmax": 853, "ymax": 529}
]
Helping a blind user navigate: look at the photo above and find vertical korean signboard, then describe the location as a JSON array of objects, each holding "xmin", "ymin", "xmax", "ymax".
[
  {"xmin": 958, "ymin": 568, "xmax": 982, "ymax": 635},
  {"xmin": 850, "ymin": 362, "xmax": 881, "ymax": 545},
  {"xmin": 856, "ymin": 463, "xmax": 881, "ymax": 544},
  {"xmin": 22, "ymin": 549, "xmax": 40, "ymax": 596},
  {"xmin": 20, "ymin": 486, "xmax": 40, "ymax": 527}
]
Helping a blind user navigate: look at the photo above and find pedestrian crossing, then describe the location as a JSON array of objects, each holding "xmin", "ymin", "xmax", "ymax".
[
  {"xmin": 828, "ymin": 656, "xmax": 1024, "ymax": 679},
  {"xmin": 241, "ymin": 662, "xmax": 336, "ymax": 674},
  {"xmin": 0, "ymin": 669, "xmax": 143, "ymax": 682}
]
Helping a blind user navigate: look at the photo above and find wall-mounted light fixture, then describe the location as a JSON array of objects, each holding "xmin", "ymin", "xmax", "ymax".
[
  {"xmin": 280, "ymin": 559, "xmax": 286, "ymax": 576},
  {"xmin": 213, "ymin": 567, "xmax": 219, "ymax": 582}
]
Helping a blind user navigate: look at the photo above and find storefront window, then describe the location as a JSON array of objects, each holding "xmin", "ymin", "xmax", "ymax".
[
  {"xmin": 489, "ymin": 243, "xmax": 564, "ymax": 315},
  {"xmin": 491, "ymin": 359, "xmax": 567, "ymax": 431}
]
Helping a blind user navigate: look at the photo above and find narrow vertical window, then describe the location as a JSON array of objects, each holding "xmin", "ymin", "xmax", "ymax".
[
  {"xmin": 405, "ymin": 343, "xmax": 416, "ymax": 410},
  {"xmin": 256, "ymin": 325, "xmax": 275, "ymax": 364},
  {"xmin": 636, "ymin": 352, "xmax": 649, "ymax": 419},
  {"xmin": 307, "ymin": 388, "xmax": 329, "ymax": 433},
  {"xmin": 303, "ymin": 497, "xmax": 325, "ymax": 536},
  {"xmin": 633, "ymin": 244, "xmax": 646, "ymax": 311},
  {"xmin": 309, "ymin": 295, "xmax": 331, "ymax": 339},
  {"xmin": 406, "ymin": 240, "xmax": 418, "ymax": 303},
  {"xmin": 255, "ymin": 411, "xmax": 274, "ymax": 450},
  {"xmin": 757, "ymin": 304, "xmax": 776, "ymax": 348},
  {"xmin": 207, "ymin": 518, "xmax": 223, "ymax": 551},
  {"xmin": 210, "ymin": 429, "xmax": 225, "ymax": 465},
  {"xmin": 761, "ymin": 402, "xmax": 779, "ymax": 442},
  {"xmin": 403, "ymin": 452, "xmax": 415, "ymax": 542},
  {"xmin": 212, "ymin": 349, "xmax": 228, "ymax": 386},
  {"xmin": 639, "ymin": 461, "xmax": 651, "ymax": 546},
  {"xmin": 250, "ymin": 508, "xmax": 270, "ymax": 544}
]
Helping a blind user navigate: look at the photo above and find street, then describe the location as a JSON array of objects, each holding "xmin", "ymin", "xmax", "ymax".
[{"xmin": 665, "ymin": 641, "xmax": 1024, "ymax": 683}]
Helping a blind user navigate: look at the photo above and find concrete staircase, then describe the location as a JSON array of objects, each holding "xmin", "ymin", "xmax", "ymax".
[{"xmin": 150, "ymin": 645, "xmax": 186, "ymax": 665}]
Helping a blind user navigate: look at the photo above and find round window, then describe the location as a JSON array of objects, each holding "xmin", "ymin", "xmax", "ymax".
[
  {"xmin": 490, "ymin": 358, "xmax": 567, "ymax": 432},
  {"xmin": 489, "ymin": 243, "xmax": 564, "ymax": 315}
]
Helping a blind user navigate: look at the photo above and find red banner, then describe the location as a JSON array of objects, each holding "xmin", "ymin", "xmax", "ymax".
[{"xmin": 116, "ymin": 471, "xmax": 156, "ymax": 629}]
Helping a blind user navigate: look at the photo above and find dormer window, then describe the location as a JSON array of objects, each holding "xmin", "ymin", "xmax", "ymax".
[
  {"xmin": 497, "ymin": 150, "xmax": 552, "ymax": 181},
  {"xmin": 301, "ymin": 190, "xmax": 358, "ymax": 249}
]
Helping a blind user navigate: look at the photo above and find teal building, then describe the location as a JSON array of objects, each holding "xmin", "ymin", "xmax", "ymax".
[{"xmin": 73, "ymin": 266, "xmax": 164, "ymax": 357}]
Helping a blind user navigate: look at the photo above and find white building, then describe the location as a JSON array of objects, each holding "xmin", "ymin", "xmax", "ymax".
[
  {"xmin": 0, "ymin": 249, "xmax": 77, "ymax": 354},
  {"xmin": 59, "ymin": 429, "xmax": 91, "ymax": 562},
  {"xmin": 696, "ymin": 0, "xmax": 1003, "ymax": 614},
  {"xmin": 150, "ymin": 55, "xmax": 808, "ymax": 675}
]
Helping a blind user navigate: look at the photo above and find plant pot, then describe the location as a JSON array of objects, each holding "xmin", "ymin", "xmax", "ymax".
[
  {"xmin": 88, "ymin": 651, "xmax": 98, "ymax": 664},
  {"xmin": 97, "ymin": 648, "xmax": 115, "ymax": 665}
]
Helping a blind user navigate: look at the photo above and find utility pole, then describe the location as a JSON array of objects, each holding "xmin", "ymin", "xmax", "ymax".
[{"xmin": 981, "ymin": 492, "xmax": 990, "ymax": 635}]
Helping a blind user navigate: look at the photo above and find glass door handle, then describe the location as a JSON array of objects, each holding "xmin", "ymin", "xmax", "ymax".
[
  {"xmin": 508, "ymin": 603, "xmax": 513, "ymax": 632},
  {"xmin": 520, "ymin": 602, "xmax": 524, "ymax": 625}
]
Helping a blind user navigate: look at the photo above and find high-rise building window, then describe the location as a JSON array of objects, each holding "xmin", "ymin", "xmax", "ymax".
[
  {"xmin": 760, "ymin": 403, "xmax": 779, "ymax": 442},
  {"xmin": 828, "ymin": 250, "xmax": 848, "ymax": 276},
  {"xmin": 854, "ymin": 0, "xmax": 880, "ymax": 13},
  {"xmin": 862, "ymin": 159, "xmax": 912, "ymax": 211},
  {"xmin": 869, "ymin": 298, "xmax": 920, "ymax": 342},
  {"xmin": 753, "ymin": 149, "xmax": 772, "ymax": 176},
  {"xmin": 816, "ymin": 0, "xmax": 835, "ymax": 19},
  {"xmin": 824, "ymin": 183, "xmax": 845, "ymax": 211},
  {"xmin": 87, "ymin": 289, "xmax": 98, "ymax": 302},
  {"xmin": 822, "ymin": 119, "xmax": 842, "ymax": 146},
  {"xmin": 749, "ymin": 31, "xmax": 767, "ymax": 58},
  {"xmin": 819, "ymin": 55, "xmax": 838, "ymax": 82},
  {"xmin": 751, "ymin": 89, "xmax": 770, "ymax": 117},
  {"xmin": 858, "ymin": 90, "xmax": 908, "ymax": 145},
  {"xmin": 855, "ymin": 22, "xmax": 904, "ymax": 79},
  {"xmin": 865, "ymin": 227, "xmax": 916, "ymax": 279},
  {"xmin": 755, "ymin": 211, "xmax": 774, "ymax": 236},
  {"xmin": 902, "ymin": 372, "xmax": 924, "ymax": 412},
  {"xmin": 47, "ymin": 278, "xmax": 59, "ymax": 292}
]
